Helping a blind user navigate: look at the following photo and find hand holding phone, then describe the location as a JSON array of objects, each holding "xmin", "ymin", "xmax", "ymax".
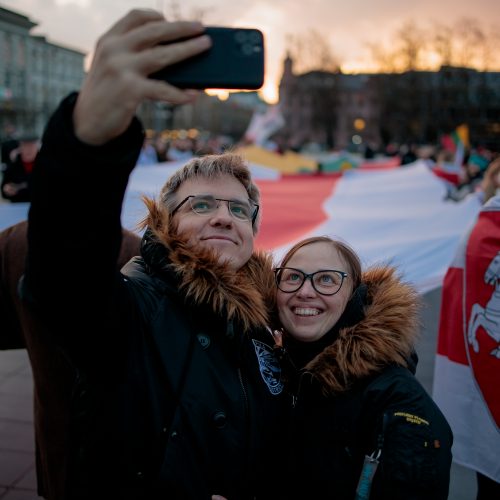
[{"xmin": 150, "ymin": 27, "xmax": 265, "ymax": 90}]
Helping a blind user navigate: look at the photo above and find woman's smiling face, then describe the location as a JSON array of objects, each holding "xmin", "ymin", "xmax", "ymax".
[{"xmin": 277, "ymin": 241, "xmax": 353, "ymax": 343}]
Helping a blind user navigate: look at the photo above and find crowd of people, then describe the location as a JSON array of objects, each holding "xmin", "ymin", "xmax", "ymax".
[
  {"xmin": 136, "ymin": 132, "xmax": 232, "ymax": 166},
  {"xmin": 0, "ymin": 7, "xmax": 499, "ymax": 500}
]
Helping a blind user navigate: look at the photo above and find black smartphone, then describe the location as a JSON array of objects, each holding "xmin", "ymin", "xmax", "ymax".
[{"xmin": 150, "ymin": 27, "xmax": 265, "ymax": 90}]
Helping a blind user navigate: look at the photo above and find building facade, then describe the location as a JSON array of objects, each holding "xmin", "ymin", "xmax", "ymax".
[
  {"xmin": 278, "ymin": 54, "xmax": 500, "ymax": 151},
  {"xmin": 278, "ymin": 55, "xmax": 382, "ymax": 151},
  {"xmin": 0, "ymin": 6, "xmax": 85, "ymax": 137},
  {"xmin": 0, "ymin": 5, "xmax": 265, "ymax": 145}
]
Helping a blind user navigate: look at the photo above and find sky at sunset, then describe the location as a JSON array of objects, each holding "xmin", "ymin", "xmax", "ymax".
[{"xmin": 2, "ymin": 0, "xmax": 500, "ymax": 103}]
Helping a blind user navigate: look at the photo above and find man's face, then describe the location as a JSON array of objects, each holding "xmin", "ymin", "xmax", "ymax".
[{"xmin": 172, "ymin": 174, "xmax": 255, "ymax": 270}]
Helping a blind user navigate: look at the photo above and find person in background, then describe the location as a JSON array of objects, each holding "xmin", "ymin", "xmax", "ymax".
[
  {"xmin": 478, "ymin": 155, "xmax": 500, "ymax": 204},
  {"xmin": 400, "ymin": 142, "xmax": 418, "ymax": 165},
  {"xmin": 167, "ymin": 137, "xmax": 195, "ymax": 161},
  {"xmin": 0, "ymin": 220, "xmax": 141, "ymax": 500},
  {"xmin": 272, "ymin": 236, "xmax": 453, "ymax": 500},
  {"xmin": 21, "ymin": 9, "xmax": 288, "ymax": 499},
  {"xmin": 154, "ymin": 133, "xmax": 170, "ymax": 162},
  {"xmin": 1, "ymin": 123, "xmax": 19, "ymax": 170},
  {"xmin": 1, "ymin": 134, "xmax": 39, "ymax": 202},
  {"xmin": 445, "ymin": 151, "xmax": 494, "ymax": 202},
  {"xmin": 136, "ymin": 132, "xmax": 160, "ymax": 166}
]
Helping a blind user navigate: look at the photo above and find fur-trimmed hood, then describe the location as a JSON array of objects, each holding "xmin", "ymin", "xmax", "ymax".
[
  {"xmin": 303, "ymin": 266, "xmax": 421, "ymax": 393},
  {"xmin": 139, "ymin": 221, "xmax": 276, "ymax": 333}
]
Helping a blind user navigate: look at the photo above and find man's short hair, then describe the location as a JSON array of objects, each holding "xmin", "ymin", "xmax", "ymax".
[{"xmin": 160, "ymin": 153, "xmax": 261, "ymax": 233}]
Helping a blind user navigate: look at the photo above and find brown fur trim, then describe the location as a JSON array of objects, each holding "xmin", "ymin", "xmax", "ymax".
[
  {"xmin": 305, "ymin": 266, "xmax": 421, "ymax": 395},
  {"xmin": 141, "ymin": 196, "xmax": 276, "ymax": 332}
]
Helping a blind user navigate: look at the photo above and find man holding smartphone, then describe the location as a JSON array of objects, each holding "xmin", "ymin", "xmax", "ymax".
[{"xmin": 20, "ymin": 9, "xmax": 287, "ymax": 500}]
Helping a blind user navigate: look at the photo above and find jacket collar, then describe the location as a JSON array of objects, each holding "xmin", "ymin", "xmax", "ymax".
[
  {"xmin": 299, "ymin": 266, "xmax": 421, "ymax": 393},
  {"xmin": 140, "ymin": 227, "xmax": 276, "ymax": 333}
]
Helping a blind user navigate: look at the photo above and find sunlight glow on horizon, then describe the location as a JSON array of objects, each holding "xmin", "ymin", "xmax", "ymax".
[
  {"xmin": 5, "ymin": 0, "xmax": 500, "ymax": 107},
  {"xmin": 205, "ymin": 82, "xmax": 278, "ymax": 105}
]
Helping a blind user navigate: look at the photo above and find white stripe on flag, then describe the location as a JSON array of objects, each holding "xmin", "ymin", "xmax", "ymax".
[
  {"xmin": 272, "ymin": 161, "xmax": 482, "ymax": 293},
  {"xmin": 0, "ymin": 161, "xmax": 483, "ymax": 296},
  {"xmin": 434, "ymin": 354, "xmax": 500, "ymax": 482}
]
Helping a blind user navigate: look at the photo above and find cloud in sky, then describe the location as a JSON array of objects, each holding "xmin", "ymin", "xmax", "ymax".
[{"xmin": 3, "ymin": 0, "xmax": 500, "ymax": 102}]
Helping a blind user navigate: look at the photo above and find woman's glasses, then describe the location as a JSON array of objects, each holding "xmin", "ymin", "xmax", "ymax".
[{"xmin": 274, "ymin": 267, "xmax": 348, "ymax": 296}]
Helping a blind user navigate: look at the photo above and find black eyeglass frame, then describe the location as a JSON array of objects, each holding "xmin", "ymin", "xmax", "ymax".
[
  {"xmin": 274, "ymin": 267, "xmax": 348, "ymax": 296},
  {"xmin": 171, "ymin": 195, "xmax": 260, "ymax": 225}
]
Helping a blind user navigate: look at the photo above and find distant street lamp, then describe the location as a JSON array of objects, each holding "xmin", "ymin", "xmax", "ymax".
[
  {"xmin": 352, "ymin": 134, "xmax": 362, "ymax": 145},
  {"xmin": 354, "ymin": 118, "xmax": 366, "ymax": 131}
]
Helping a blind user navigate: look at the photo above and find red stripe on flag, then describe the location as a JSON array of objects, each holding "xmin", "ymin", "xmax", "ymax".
[
  {"xmin": 254, "ymin": 175, "xmax": 341, "ymax": 250},
  {"xmin": 436, "ymin": 265, "xmax": 469, "ymax": 365},
  {"xmin": 358, "ymin": 157, "xmax": 401, "ymax": 170},
  {"xmin": 431, "ymin": 167, "xmax": 460, "ymax": 186},
  {"xmin": 464, "ymin": 208, "xmax": 500, "ymax": 427}
]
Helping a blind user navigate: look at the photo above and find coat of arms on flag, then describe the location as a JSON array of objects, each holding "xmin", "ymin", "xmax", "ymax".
[
  {"xmin": 433, "ymin": 196, "xmax": 500, "ymax": 482},
  {"xmin": 465, "ymin": 215, "xmax": 500, "ymax": 429}
]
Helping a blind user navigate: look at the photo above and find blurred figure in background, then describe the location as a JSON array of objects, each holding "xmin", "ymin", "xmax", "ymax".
[
  {"xmin": 1, "ymin": 134, "xmax": 39, "ymax": 203},
  {"xmin": 478, "ymin": 156, "xmax": 500, "ymax": 203},
  {"xmin": 0, "ymin": 221, "xmax": 141, "ymax": 500},
  {"xmin": 136, "ymin": 132, "xmax": 159, "ymax": 166},
  {"xmin": 445, "ymin": 152, "xmax": 495, "ymax": 202},
  {"xmin": 167, "ymin": 137, "xmax": 195, "ymax": 161},
  {"xmin": 1, "ymin": 123, "xmax": 19, "ymax": 171},
  {"xmin": 400, "ymin": 142, "xmax": 418, "ymax": 165}
]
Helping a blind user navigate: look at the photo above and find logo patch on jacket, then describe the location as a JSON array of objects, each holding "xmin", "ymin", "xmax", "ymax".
[{"xmin": 252, "ymin": 339, "xmax": 283, "ymax": 395}]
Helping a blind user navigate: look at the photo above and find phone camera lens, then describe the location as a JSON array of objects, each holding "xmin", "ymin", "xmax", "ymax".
[
  {"xmin": 235, "ymin": 31, "xmax": 247, "ymax": 43},
  {"xmin": 241, "ymin": 43, "xmax": 254, "ymax": 56},
  {"xmin": 248, "ymin": 31, "xmax": 261, "ymax": 44}
]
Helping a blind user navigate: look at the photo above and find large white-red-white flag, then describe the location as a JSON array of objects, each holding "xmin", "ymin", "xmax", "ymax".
[
  {"xmin": 252, "ymin": 161, "xmax": 481, "ymax": 292},
  {"xmin": 0, "ymin": 160, "xmax": 481, "ymax": 293},
  {"xmin": 433, "ymin": 195, "xmax": 500, "ymax": 482}
]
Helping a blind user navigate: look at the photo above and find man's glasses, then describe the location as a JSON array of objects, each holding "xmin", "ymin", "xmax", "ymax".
[
  {"xmin": 171, "ymin": 194, "xmax": 259, "ymax": 224},
  {"xmin": 274, "ymin": 267, "xmax": 348, "ymax": 296}
]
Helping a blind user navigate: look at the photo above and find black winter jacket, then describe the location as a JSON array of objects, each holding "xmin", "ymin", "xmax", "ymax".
[
  {"xmin": 280, "ymin": 267, "xmax": 453, "ymax": 500},
  {"xmin": 23, "ymin": 94, "xmax": 288, "ymax": 499}
]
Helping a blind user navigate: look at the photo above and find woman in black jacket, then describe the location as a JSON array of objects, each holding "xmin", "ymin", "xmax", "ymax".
[{"xmin": 273, "ymin": 236, "xmax": 453, "ymax": 500}]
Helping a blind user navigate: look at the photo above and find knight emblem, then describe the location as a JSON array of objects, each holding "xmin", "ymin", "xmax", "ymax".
[
  {"xmin": 468, "ymin": 250, "xmax": 500, "ymax": 358},
  {"xmin": 465, "ymin": 242, "xmax": 500, "ymax": 429}
]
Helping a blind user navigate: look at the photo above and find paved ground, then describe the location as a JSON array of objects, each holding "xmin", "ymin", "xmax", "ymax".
[
  {"xmin": 0, "ymin": 349, "xmax": 38, "ymax": 499},
  {"xmin": 0, "ymin": 287, "xmax": 477, "ymax": 499}
]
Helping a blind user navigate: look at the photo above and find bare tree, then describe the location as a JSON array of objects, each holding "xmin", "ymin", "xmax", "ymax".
[
  {"xmin": 394, "ymin": 20, "xmax": 426, "ymax": 71},
  {"xmin": 165, "ymin": 0, "xmax": 210, "ymax": 22},
  {"xmin": 480, "ymin": 28, "xmax": 500, "ymax": 70},
  {"xmin": 366, "ymin": 42, "xmax": 399, "ymax": 73},
  {"xmin": 431, "ymin": 22, "xmax": 454, "ymax": 67},
  {"xmin": 365, "ymin": 20, "xmax": 426, "ymax": 72},
  {"xmin": 368, "ymin": 17, "xmax": 499, "ymax": 73},
  {"xmin": 454, "ymin": 18, "xmax": 486, "ymax": 67},
  {"xmin": 287, "ymin": 29, "xmax": 339, "ymax": 73}
]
